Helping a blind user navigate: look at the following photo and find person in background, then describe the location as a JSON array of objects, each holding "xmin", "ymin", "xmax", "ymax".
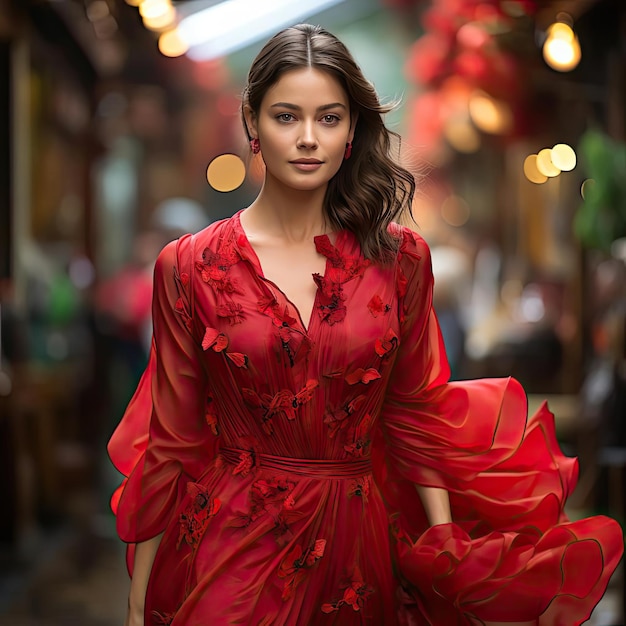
[{"xmin": 108, "ymin": 24, "xmax": 623, "ymax": 626}]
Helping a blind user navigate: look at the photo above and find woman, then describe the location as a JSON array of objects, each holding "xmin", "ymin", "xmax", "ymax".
[{"xmin": 109, "ymin": 24, "xmax": 624, "ymax": 626}]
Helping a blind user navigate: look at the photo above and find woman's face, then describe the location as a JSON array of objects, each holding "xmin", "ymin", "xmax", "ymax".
[{"xmin": 245, "ymin": 67, "xmax": 355, "ymax": 193}]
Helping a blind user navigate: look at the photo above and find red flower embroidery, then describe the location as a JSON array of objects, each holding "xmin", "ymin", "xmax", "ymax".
[
  {"xmin": 195, "ymin": 242, "xmax": 243, "ymax": 295},
  {"xmin": 315, "ymin": 235, "xmax": 370, "ymax": 283},
  {"xmin": 347, "ymin": 475, "xmax": 371, "ymax": 500},
  {"xmin": 232, "ymin": 451, "xmax": 254, "ymax": 477},
  {"xmin": 216, "ymin": 301, "xmax": 245, "ymax": 325},
  {"xmin": 242, "ymin": 381, "xmax": 318, "ymax": 434},
  {"xmin": 321, "ymin": 566, "xmax": 374, "ymax": 613},
  {"xmin": 375, "ymin": 328, "xmax": 399, "ymax": 358},
  {"xmin": 226, "ymin": 352, "xmax": 248, "ymax": 368},
  {"xmin": 314, "ymin": 274, "xmax": 346, "ymax": 325},
  {"xmin": 202, "ymin": 327, "xmax": 229, "ymax": 352},
  {"xmin": 367, "ymin": 294, "xmax": 391, "ymax": 317},
  {"xmin": 324, "ymin": 395, "xmax": 365, "ymax": 439},
  {"xmin": 177, "ymin": 483, "xmax": 221, "ymax": 550},
  {"xmin": 230, "ymin": 476, "xmax": 301, "ymax": 537},
  {"xmin": 344, "ymin": 414, "xmax": 373, "ymax": 457},
  {"xmin": 345, "ymin": 368, "xmax": 381, "ymax": 385},
  {"xmin": 258, "ymin": 295, "xmax": 311, "ymax": 366},
  {"xmin": 278, "ymin": 539, "xmax": 326, "ymax": 600},
  {"xmin": 151, "ymin": 610, "xmax": 175, "ymax": 625}
]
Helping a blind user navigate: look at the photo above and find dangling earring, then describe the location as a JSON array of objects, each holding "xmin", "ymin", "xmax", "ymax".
[
  {"xmin": 344, "ymin": 142, "xmax": 352, "ymax": 160},
  {"xmin": 250, "ymin": 138, "xmax": 260, "ymax": 154}
]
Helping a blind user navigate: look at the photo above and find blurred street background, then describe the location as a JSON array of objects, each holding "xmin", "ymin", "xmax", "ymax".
[{"xmin": 0, "ymin": 0, "xmax": 625, "ymax": 623}]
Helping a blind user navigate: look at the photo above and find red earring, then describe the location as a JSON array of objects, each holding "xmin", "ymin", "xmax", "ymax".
[
  {"xmin": 344, "ymin": 142, "xmax": 352, "ymax": 160},
  {"xmin": 250, "ymin": 138, "xmax": 260, "ymax": 154}
]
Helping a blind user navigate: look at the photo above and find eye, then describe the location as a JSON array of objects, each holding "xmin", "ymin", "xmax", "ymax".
[
  {"xmin": 276, "ymin": 113, "xmax": 295, "ymax": 123},
  {"xmin": 321, "ymin": 114, "xmax": 340, "ymax": 125}
]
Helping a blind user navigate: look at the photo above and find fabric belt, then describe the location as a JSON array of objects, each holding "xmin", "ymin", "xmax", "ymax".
[{"xmin": 219, "ymin": 447, "xmax": 372, "ymax": 478}]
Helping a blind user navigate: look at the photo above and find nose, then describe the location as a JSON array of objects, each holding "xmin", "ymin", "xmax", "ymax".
[{"xmin": 297, "ymin": 119, "xmax": 318, "ymax": 149}]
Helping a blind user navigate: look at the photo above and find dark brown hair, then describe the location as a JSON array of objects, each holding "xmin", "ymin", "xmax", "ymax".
[{"xmin": 242, "ymin": 23, "xmax": 415, "ymax": 264}]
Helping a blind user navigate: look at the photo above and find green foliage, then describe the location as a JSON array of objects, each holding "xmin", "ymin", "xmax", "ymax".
[{"xmin": 574, "ymin": 130, "xmax": 626, "ymax": 252}]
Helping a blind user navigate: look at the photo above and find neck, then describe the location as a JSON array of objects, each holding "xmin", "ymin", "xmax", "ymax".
[{"xmin": 244, "ymin": 176, "xmax": 331, "ymax": 243}]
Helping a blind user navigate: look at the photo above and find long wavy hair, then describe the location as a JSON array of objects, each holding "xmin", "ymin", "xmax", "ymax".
[{"xmin": 241, "ymin": 23, "xmax": 415, "ymax": 264}]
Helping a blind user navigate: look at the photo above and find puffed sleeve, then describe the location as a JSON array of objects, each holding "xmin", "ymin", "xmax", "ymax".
[
  {"xmin": 379, "ymin": 227, "xmax": 624, "ymax": 625},
  {"xmin": 380, "ymin": 227, "xmax": 576, "ymax": 526},
  {"xmin": 108, "ymin": 234, "xmax": 215, "ymax": 544}
]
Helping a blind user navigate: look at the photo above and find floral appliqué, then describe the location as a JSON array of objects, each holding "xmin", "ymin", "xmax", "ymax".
[
  {"xmin": 195, "ymin": 244, "xmax": 243, "ymax": 295},
  {"xmin": 313, "ymin": 273, "xmax": 347, "ymax": 325},
  {"xmin": 278, "ymin": 539, "xmax": 326, "ymax": 600},
  {"xmin": 177, "ymin": 482, "xmax": 221, "ymax": 550},
  {"xmin": 216, "ymin": 301, "xmax": 245, "ymax": 325},
  {"xmin": 242, "ymin": 380, "xmax": 319, "ymax": 435},
  {"xmin": 344, "ymin": 367, "xmax": 381, "ymax": 386},
  {"xmin": 321, "ymin": 566, "xmax": 374, "ymax": 614},
  {"xmin": 375, "ymin": 328, "xmax": 399, "ymax": 361},
  {"xmin": 313, "ymin": 234, "xmax": 370, "ymax": 326},
  {"xmin": 151, "ymin": 610, "xmax": 175, "ymax": 625},
  {"xmin": 347, "ymin": 475, "xmax": 371, "ymax": 500},
  {"xmin": 324, "ymin": 395, "xmax": 366, "ymax": 439},
  {"xmin": 258, "ymin": 295, "xmax": 311, "ymax": 366},
  {"xmin": 344, "ymin": 414, "xmax": 373, "ymax": 457},
  {"xmin": 367, "ymin": 294, "xmax": 391, "ymax": 318},
  {"xmin": 230, "ymin": 477, "xmax": 303, "ymax": 545}
]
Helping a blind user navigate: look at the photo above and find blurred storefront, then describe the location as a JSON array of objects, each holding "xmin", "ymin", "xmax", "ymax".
[{"xmin": 0, "ymin": 0, "xmax": 624, "ymax": 621}]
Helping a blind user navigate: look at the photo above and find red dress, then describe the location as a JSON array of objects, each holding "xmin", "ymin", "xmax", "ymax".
[{"xmin": 108, "ymin": 211, "xmax": 623, "ymax": 625}]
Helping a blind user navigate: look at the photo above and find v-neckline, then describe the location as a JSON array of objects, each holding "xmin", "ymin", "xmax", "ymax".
[{"xmin": 234, "ymin": 210, "xmax": 342, "ymax": 335}]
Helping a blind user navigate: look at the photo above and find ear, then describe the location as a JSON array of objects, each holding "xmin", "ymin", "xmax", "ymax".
[
  {"xmin": 243, "ymin": 104, "xmax": 258, "ymax": 139},
  {"xmin": 348, "ymin": 112, "xmax": 358, "ymax": 143}
]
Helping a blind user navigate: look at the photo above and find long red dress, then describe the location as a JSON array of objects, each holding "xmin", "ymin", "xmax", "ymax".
[{"xmin": 108, "ymin": 211, "xmax": 624, "ymax": 625}]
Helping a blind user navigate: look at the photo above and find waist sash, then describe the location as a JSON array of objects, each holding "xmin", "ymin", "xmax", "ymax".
[{"xmin": 219, "ymin": 447, "xmax": 371, "ymax": 478}]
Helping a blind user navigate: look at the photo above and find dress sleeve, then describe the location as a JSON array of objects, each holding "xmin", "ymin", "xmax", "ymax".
[
  {"xmin": 379, "ymin": 228, "xmax": 624, "ymax": 625},
  {"xmin": 380, "ymin": 228, "xmax": 558, "ymax": 497},
  {"xmin": 108, "ymin": 234, "xmax": 215, "ymax": 544}
]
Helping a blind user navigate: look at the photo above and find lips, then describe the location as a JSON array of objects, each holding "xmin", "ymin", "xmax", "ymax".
[{"xmin": 290, "ymin": 158, "xmax": 323, "ymax": 164}]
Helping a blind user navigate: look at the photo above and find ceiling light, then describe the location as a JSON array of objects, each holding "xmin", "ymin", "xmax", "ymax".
[{"xmin": 178, "ymin": 0, "xmax": 345, "ymax": 61}]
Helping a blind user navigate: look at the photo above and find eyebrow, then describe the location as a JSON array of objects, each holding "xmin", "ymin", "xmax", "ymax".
[{"xmin": 269, "ymin": 102, "xmax": 348, "ymax": 112}]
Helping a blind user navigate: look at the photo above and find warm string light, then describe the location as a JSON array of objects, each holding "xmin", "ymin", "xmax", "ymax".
[
  {"xmin": 523, "ymin": 143, "xmax": 577, "ymax": 184},
  {"xmin": 542, "ymin": 16, "xmax": 581, "ymax": 72},
  {"xmin": 124, "ymin": 0, "xmax": 185, "ymax": 54}
]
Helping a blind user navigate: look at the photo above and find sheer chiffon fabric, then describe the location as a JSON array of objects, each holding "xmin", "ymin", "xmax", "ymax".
[{"xmin": 108, "ymin": 212, "xmax": 623, "ymax": 625}]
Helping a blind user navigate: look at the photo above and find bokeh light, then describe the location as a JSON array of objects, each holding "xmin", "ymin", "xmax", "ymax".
[
  {"xmin": 207, "ymin": 154, "xmax": 246, "ymax": 192},
  {"xmin": 140, "ymin": 0, "xmax": 172, "ymax": 20},
  {"xmin": 536, "ymin": 148, "xmax": 561, "ymax": 177},
  {"xmin": 469, "ymin": 91, "xmax": 513, "ymax": 135},
  {"xmin": 551, "ymin": 143, "xmax": 576, "ymax": 171},
  {"xmin": 543, "ymin": 19, "xmax": 581, "ymax": 72},
  {"xmin": 581, "ymin": 178, "xmax": 596, "ymax": 199},
  {"xmin": 523, "ymin": 154, "xmax": 547, "ymax": 184},
  {"xmin": 143, "ymin": 6, "xmax": 177, "ymax": 31},
  {"xmin": 158, "ymin": 29, "xmax": 188, "ymax": 57},
  {"xmin": 441, "ymin": 194, "xmax": 471, "ymax": 227},
  {"xmin": 444, "ymin": 118, "xmax": 481, "ymax": 153}
]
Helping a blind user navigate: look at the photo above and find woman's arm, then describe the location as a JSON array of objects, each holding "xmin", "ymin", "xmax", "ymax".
[
  {"xmin": 416, "ymin": 485, "xmax": 451, "ymax": 526},
  {"xmin": 125, "ymin": 534, "xmax": 164, "ymax": 626}
]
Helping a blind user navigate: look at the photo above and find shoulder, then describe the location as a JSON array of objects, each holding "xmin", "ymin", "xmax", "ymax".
[
  {"xmin": 155, "ymin": 215, "xmax": 236, "ymax": 270},
  {"xmin": 388, "ymin": 222, "xmax": 432, "ymax": 270}
]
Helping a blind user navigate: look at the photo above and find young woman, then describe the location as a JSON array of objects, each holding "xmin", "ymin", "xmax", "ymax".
[{"xmin": 109, "ymin": 23, "xmax": 624, "ymax": 626}]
